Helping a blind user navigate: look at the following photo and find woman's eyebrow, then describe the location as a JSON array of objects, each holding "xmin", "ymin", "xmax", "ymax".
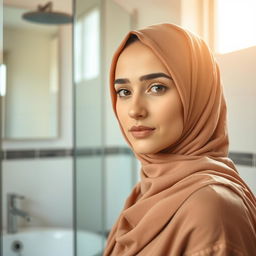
[
  {"xmin": 114, "ymin": 78, "xmax": 130, "ymax": 84},
  {"xmin": 114, "ymin": 72, "xmax": 172, "ymax": 84},
  {"xmin": 140, "ymin": 72, "xmax": 172, "ymax": 81}
]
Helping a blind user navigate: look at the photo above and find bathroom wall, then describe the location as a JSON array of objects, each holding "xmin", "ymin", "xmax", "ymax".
[
  {"xmin": 2, "ymin": 158, "xmax": 73, "ymax": 228},
  {"xmin": 215, "ymin": 47, "xmax": 256, "ymax": 195},
  {"xmin": 2, "ymin": 0, "xmax": 73, "ymax": 230},
  {"xmin": 215, "ymin": 47, "xmax": 256, "ymax": 153},
  {"xmin": 113, "ymin": 0, "xmax": 181, "ymax": 30}
]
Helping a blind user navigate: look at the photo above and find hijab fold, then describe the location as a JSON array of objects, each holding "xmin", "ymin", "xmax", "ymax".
[{"xmin": 104, "ymin": 23, "xmax": 256, "ymax": 255}]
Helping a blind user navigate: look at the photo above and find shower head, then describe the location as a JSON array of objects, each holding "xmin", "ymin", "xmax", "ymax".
[{"xmin": 22, "ymin": 1, "xmax": 73, "ymax": 25}]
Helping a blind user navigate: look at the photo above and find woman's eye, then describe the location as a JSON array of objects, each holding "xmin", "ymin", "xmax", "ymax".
[
  {"xmin": 150, "ymin": 84, "xmax": 167, "ymax": 93},
  {"xmin": 116, "ymin": 89, "xmax": 131, "ymax": 97}
]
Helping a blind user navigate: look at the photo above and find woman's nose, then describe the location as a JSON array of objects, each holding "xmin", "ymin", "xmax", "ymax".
[{"xmin": 128, "ymin": 97, "xmax": 147, "ymax": 120}]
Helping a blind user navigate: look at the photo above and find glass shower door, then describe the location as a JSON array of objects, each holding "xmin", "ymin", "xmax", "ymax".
[
  {"xmin": 74, "ymin": 0, "xmax": 105, "ymax": 254},
  {"xmin": 74, "ymin": 0, "xmax": 138, "ymax": 255}
]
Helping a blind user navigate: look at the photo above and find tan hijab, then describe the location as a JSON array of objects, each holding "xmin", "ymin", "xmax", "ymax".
[{"xmin": 104, "ymin": 23, "xmax": 256, "ymax": 255}]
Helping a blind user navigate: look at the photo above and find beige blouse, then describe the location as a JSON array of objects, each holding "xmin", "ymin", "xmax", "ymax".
[
  {"xmin": 134, "ymin": 184, "xmax": 256, "ymax": 255},
  {"xmin": 104, "ymin": 183, "xmax": 256, "ymax": 255}
]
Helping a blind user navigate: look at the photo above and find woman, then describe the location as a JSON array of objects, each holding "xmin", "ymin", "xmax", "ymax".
[{"xmin": 103, "ymin": 23, "xmax": 256, "ymax": 255}]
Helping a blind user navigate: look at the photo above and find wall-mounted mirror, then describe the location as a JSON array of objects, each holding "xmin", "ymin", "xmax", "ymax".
[{"xmin": 2, "ymin": 5, "xmax": 59, "ymax": 140}]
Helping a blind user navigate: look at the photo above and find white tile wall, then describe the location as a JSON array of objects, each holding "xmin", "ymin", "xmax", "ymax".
[
  {"xmin": 2, "ymin": 157, "xmax": 73, "ymax": 230},
  {"xmin": 215, "ymin": 46, "xmax": 256, "ymax": 153}
]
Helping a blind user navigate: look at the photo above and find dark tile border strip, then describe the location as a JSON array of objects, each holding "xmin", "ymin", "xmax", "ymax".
[
  {"xmin": 75, "ymin": 147, "xmax": 132, "ymax": 156},
  {"xmin": 0, "ymin": 148, "xmax": 255, "ymax": 167},
  {"xmin": 1, "ymin": 149, "xmax": 72, "ymax": 160},
  {"xmin": 228, "ymin": 152, "xmax": 253, "ymax": 166},
  {"xmin": 0, "ymin": 147, "xmax": 133, "ymax": 160},
  {"xmin": 6, "ymin": 150, "xmax": 35, "ymax": 159},
  {"xmin": 39, "ymin": 149, "xmax": 73, "ymax": 158}
]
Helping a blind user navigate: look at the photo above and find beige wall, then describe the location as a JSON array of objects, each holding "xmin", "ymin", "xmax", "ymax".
[{"xmin": 135, "ymin": 0, "xmax": 181, "ymax": 29}]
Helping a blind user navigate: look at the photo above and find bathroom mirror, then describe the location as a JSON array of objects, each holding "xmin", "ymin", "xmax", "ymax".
[{"xmin": 1, "ymin": 5, "xmax": 60, "ymax": 140}]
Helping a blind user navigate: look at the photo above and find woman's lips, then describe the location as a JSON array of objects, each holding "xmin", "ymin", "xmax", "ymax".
[{"xmin": 130, "ymin": 128, "xmax": 155, "ymax": 139}]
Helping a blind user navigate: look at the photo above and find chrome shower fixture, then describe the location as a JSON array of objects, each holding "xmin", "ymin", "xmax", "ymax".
[{"xmin": 22, "ymin": 1, "xmax": 73, "ymax": 25}]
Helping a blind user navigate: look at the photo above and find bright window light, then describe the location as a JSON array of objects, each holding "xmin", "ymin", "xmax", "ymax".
[
  {"xmin": 74, "ymin": 19, "xmax": 82, "ymax": 83},
  {"xmin": 82, "ymin": 8, "xmax": 100, "ymax": 80},
  {"xmin": 74, "ymin": 7, "xmax": 100, "ymax": 83},
  {"xmin": 216, "ymin": 0, "xmax": 256, "ymax": 54},
  {"xmin": 0, "ymin": 64, "xmax": 6, "ymax": 96}
]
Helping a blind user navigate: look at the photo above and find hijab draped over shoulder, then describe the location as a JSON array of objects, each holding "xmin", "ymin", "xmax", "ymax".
[{"xmin": 104, "ymin": 23, "xmax": 256, "ymax": 255}]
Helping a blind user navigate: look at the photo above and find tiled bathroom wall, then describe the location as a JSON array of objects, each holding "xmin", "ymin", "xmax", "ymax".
[
  {"xmin": 215, "ymin": 46, "xmax": 256, "ymax": 153},
  {"xmin": 216, "ymin": 47, "xmax": 256, "ymax": 194},
  {"xmin": 2, "ymin": 157, "xmax": 73, "ymax": 229}
]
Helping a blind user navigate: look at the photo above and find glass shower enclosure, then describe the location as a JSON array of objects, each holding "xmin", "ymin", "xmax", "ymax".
[{"xmin": 74, "ymin": 0, "xmax": 137, "ymax": 255}]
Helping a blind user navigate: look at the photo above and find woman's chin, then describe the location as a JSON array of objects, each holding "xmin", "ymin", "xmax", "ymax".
[{"xmin": 132, "ymin": 145, "xmax": 163, "ymax": 155}]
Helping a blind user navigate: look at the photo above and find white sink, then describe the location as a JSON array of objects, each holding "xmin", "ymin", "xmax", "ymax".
[{"xmin": 3, "ymin": 227, "xmax": 105, "ymax": 256}]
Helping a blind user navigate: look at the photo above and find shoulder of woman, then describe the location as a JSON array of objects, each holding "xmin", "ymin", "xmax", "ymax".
[
  {"xmin": 180, "ymin": 184, "xmax": 247, "ymax": 220},
  {"xmin": 178, "ymin": 183, "xmax": 253, "ymax": 231},
  {"xmin": 176, "ymin": 184, "xmax": 256, "ymax": 255}
]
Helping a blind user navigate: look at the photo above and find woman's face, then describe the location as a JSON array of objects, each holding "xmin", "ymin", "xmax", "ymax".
[{"xmin": 114, "ymin": 41, "xmax": 184, "ymax": 154}]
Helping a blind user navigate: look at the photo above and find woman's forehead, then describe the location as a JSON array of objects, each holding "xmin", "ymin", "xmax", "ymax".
[{"xmin": 115, "ymin": 41, "xmax": 169, "ymax": 78}]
